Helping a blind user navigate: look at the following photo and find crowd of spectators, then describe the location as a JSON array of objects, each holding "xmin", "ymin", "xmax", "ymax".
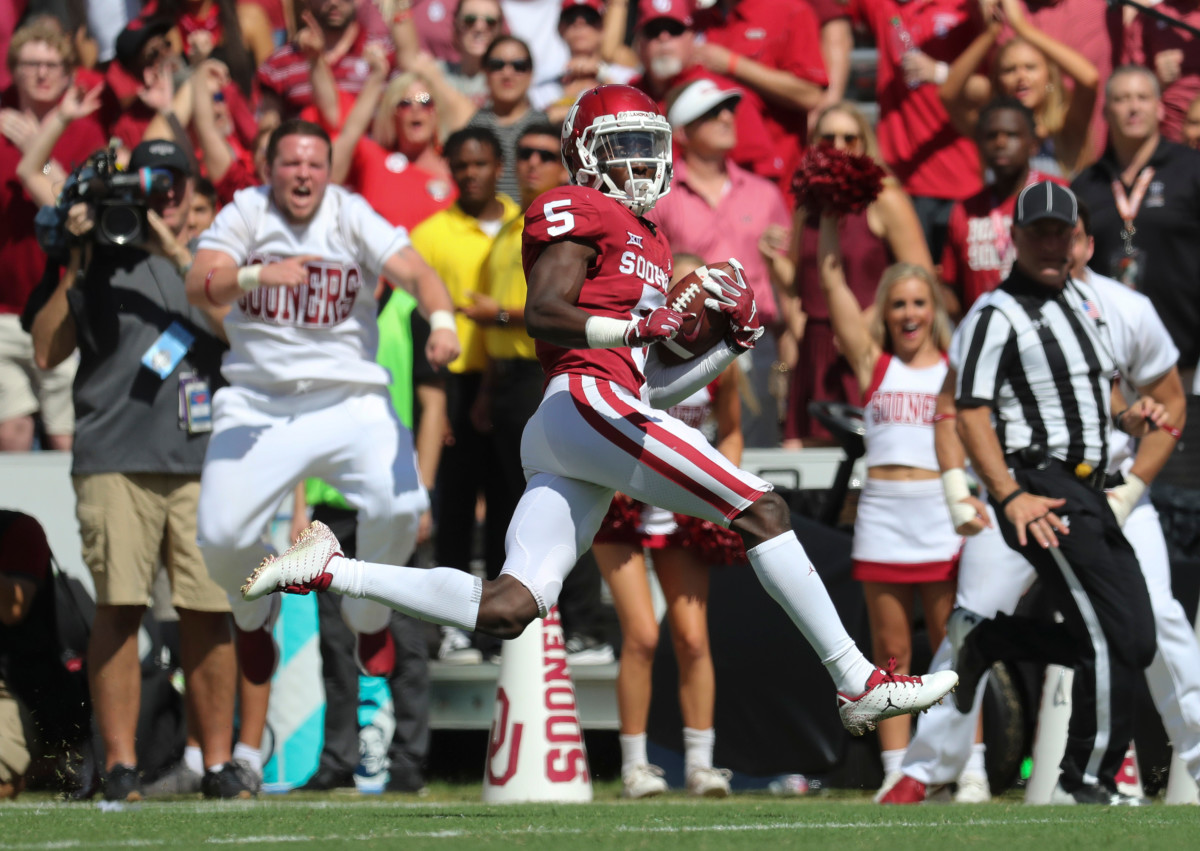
[{"xmin": 4, "ymin": 0, "xmax": 1200, "ymax": 801}]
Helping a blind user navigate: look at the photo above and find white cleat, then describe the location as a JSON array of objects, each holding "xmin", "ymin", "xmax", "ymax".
[
  {"xmin": 241, "ymin": 520, "xmax": 342, "ymax": 601},
  {"xmin": 622, "ymin": 763, "xmax": 669, "ymax": 799},
  {"xmin": 837, "ymin": 661, "xmax": 959, "ymax": 736},
  {"xmin": 954, "ymin": 771, "xmax": 991, "ymax": 803},
  {"xmin": 686, "ymin": 766, "xmax": 732, "ymax": 798}
]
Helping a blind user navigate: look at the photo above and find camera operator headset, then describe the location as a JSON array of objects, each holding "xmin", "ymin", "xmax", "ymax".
[{"xmin": 18, "ymin": 139, "xmax": 253, "ymax": 801}]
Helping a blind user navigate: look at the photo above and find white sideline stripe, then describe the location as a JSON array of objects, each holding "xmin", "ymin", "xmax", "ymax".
[{"xmin": 0, "ymin": 816, "xmax": 1114, "ymax": 848}]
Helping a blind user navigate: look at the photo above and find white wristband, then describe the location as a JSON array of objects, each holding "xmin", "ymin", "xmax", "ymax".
[
  {"xmin": 585, "ymin": 315, "xmax": 633, "ymax": 349},
  {"xmin": 941, "ymin": 468, "xmax": 978, "ymax": 530},
  {"xmin": 236, "ymin": 265, "xmax": 262, "ymax": 292},
  {"xmin": 429, "ymin": 309, "xmax": 456, "ymax": 333},
  {"xmin": 1106, "ymin": 472, "xmax": 1146, "ymax": 527},
  {"xmin": 933, "ymin": 61, "xmax": 949, "ymax": 85}
]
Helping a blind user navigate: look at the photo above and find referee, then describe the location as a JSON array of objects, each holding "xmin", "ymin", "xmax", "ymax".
[{"xmin": 951, "ymin": 181, "xmax": 1156, "ymax": 805}]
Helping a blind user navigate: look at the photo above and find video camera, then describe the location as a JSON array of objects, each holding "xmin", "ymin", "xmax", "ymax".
[{"xmin": 35, "ymin": 148, "xmax": 176, "ymax": 253}]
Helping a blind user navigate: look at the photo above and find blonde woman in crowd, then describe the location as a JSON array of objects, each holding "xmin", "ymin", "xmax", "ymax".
[{"xmin": 939, "ymin": 0, "xmax": 1099, "ymax": 176}]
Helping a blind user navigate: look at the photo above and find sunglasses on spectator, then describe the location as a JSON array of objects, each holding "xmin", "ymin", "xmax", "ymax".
[
  {"xmin": 642, "ymin": 19, "xmax": 687, "ymax": 39},
  {"xmin": 461, "ymin": 14, "xmax": 500, "ymax": 28},
  {"xmin": 819, "ymin": 132, "xmax": 860, "ymax": 145},
  {"xmin": 561, "ymin": 8, "xmax": 601, "ymax": 27},
  {"xmin": 696, "ymin": 102, "xmax": 736, "ymax": 123},
  {"xmin": 485, "ymin": 57, "xmax": 532, "ymax": 73},
  {"xmin": 517, "ymin": 146, "xmax": 558, "ymax": 163},
  {"xmin": 399, "ymin": 91, "xmax": 435, "ymax": 109}
]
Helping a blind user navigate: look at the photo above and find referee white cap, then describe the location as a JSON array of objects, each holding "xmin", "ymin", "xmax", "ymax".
[{"xmin": 1014, "ymin": 180, "xmax": 1078, "ymax": 227}]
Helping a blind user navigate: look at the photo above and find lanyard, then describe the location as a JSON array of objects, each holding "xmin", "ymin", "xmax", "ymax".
[{"xmin": 1111, "ymin": 167, "xmax": 1155, "ymax": 256}]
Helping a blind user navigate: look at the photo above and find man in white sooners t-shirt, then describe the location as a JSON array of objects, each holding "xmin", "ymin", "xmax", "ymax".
[{"xmin": 186, "ymin": 120, "xmax": 460, "ymax": 692}]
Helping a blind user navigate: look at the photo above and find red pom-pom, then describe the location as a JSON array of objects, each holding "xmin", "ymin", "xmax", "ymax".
[
  {"xmin": 792, "ymin": 146, "xmax": 886, "ymax": 216},
  {"xmin": 667, "ymin": 514, "xmax": 749, "ymax": 566},
  {"xmin": 592, "ymin": 495, "xmax": 645, "ymax": 546}
]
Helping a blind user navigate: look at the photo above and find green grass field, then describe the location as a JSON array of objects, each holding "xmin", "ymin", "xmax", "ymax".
[{"xmin": 1, "ymin": 786, "xmax": 1197, "ymax": 850}]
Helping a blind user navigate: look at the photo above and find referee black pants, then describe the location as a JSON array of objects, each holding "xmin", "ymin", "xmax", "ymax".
[{"xmin": 973, "ymin": 466, "xmax": 1156, "ymax": 792}]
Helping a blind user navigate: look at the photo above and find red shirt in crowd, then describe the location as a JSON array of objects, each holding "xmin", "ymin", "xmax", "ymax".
[
  {"xmin": 851, "ymin": 0, "xmax": 983, "ymax": 200},
  {"xmin": 631, "ymin": 65, "xmax": 776, "ymax": 178},
  {"xmin": 940, "ymin": 169, "xmax": 1066, "ymax": 310},
  {"xmin": 411, "ymin": 0, "xmax": 460, "ymax": 63},
  {"xmin": 346, "ymin": 140, "xmax": 458, "ymax": 232},
  {"xmin": 0, "ymin": 90, "xmax": 106, "ymax": 316},
  {"xmin": 694, "ymin": 0, "xmax": 828, "ymax": 186},
  {"xmin": 258, "ymin": 24, "xmax": 396, "ymax": 117},
  {"xmin": 1123, "ymin": 0, "xmax": 1200, "ymax": 145}
]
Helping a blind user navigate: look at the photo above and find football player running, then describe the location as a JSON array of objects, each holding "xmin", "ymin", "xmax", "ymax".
[{"xmin": 243, "ymin": 86, "xmax": 958, "ymax": 735}]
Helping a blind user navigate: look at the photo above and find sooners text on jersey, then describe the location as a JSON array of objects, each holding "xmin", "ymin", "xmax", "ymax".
[
  {"xmin": 868, "ymin": 389, "xmax": 937, "ymax": 426},
  {"xmin": 238, "ymin": 255, "xmax": 363, "ymax": 327},
  {"xmin": 523, "ymin": 185, "xmax": 674, "ymax": 396}
]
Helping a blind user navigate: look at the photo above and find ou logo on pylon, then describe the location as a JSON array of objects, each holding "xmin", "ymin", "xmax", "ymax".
[{"xmin": 486, "ymin": 687, "xmax": 523, "ymax": 785}]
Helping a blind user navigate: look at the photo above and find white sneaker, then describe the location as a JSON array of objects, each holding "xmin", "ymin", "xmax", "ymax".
[
  {"xmin": 565, "ymin": 635, "xmax": 616, "ymax": 665},
  {"xmin": 954, "ymin": 772, "xmax": 991, "ymax": 803},
  {"xmin": 622, "ymin": 763, "xmax": 668, "ymax": 799},
  {"xmin": 437, "ymin": 627, "xmax": 482, "ymax": 665},
  {"xmin": 241, "ymin": 521, "xmax": 341, "ymax": 601},
  {"xmin": 686, "ymin": 766, "xmax": 732, "ymax": 798},
  {"xmin": 837, "ymin": 663, "xmax": 959, "ymax": 736},
  {"xmin": 873, "ymin": 770, "xmax": 905, "ymax": 803}
]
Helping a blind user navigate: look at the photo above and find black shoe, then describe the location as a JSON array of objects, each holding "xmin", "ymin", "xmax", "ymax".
[
  {"xmin": 385, "ymin": 762, "xmax": 426, "ymax": 794},
  {"xmin": 201, "ymin": 762, "xmax": 257, "ymax": 799},
  {"xmin": 1050, "ymin": 780, "xmax": 1151, "ymax": 806},
  {"xmin": 952, "ymin": 627, "xmax": 990, "ymax": 714},
  {"xmin": 299, "ymin": 766, "xmax": 355, "ymax": 791},
  {"xmin": 103, "ymin": 764, "xmax": 143, "ymax": 803}
]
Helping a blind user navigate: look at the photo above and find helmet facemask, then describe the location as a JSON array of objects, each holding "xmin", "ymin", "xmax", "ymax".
[{"xmin": 572, "ymin": 113, "xmax": 673, "ymax": 216}]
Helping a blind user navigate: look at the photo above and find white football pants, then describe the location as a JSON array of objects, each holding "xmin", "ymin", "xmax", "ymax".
[{"xmin": 197, "ymin": 383, "xmax": 426, "ymax": 633}]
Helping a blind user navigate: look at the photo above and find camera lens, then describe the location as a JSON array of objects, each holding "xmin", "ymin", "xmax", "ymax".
[{"xmin": 99, "ymin": 205, "xmax": 142, "ymax": 245}]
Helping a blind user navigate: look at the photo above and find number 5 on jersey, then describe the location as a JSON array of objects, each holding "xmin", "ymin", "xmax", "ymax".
[{"xmin": 544, "ymin": 199, "xmax": 576, "ymax": 236}]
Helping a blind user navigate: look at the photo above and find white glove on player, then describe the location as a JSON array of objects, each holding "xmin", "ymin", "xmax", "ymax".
[{"xmin": 702, "ymin": 258, "xmax": 763, "ymax": 350}]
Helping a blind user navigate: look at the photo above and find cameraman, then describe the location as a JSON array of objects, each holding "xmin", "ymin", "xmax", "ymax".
[{"xmin": 24, "ymin": 139, "xmax": 251, "ymax": 803}]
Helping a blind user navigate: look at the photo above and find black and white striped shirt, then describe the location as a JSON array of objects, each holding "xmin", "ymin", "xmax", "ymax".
[{"xmin": 951, "ymin": 268, "xmax": 1116, "ymax": 471}]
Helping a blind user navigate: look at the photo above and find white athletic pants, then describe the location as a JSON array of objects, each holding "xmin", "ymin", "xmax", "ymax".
[{"xmin": 197, "ymin": 383, "xmax": 426, "ymax": 633}]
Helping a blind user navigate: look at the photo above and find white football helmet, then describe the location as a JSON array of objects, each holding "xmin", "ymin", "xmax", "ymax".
[{"xmin": 561, "ymin": 85, "xmax": 673, "ymax": 216}]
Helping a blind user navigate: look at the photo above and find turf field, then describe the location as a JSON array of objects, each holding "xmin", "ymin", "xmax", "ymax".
[{"xmin": 0, "ymin": 786, "xmax": 1195, "ymax": 850}]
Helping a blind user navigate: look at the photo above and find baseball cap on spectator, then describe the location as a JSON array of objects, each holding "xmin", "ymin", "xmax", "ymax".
[
  {"xmin": 1014, "ymin": 181, "xmax": 1077, "ymax": 227},
  {"xmin": 129, "ymin": 139, "xmax": 193, "ymax": 177},
  {"xmin": 561, "ymin": 0, "xmax": 606, "ymax": 13},
  {"xmin": 638, "ymin": 0, "xmax": 694, "ymax": 30},
  {"xmin": 115, "ymin": 16, "xmax": 173, "ymax": 73},
  {"xmin": 667, "ymin": 78, "xmax": 741, "ymax": 127}
]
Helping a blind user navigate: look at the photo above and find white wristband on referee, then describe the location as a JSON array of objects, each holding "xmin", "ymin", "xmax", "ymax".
[
  {"xmin": 1106, "ymin": 472, "xmax": 1146, "ymax": 527},
  {"xmin": 585, "ymin": 315, "xmax": 633, "ymax": 349},
  {"xmin": 429, "ymin": 310, "xmax": 456, "ymax": 333},
  {"xmin": 236, "ymin": 265, "xmax": 262, "ymax": 292},
  {"xmin": 941, "ymin": 468, "xmax": 978, "ymax": 530}
]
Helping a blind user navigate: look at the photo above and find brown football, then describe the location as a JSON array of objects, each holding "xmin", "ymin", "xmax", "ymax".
[{"xmin": 656, "ymin": 261, "xmax": 733, "ymax": 365}]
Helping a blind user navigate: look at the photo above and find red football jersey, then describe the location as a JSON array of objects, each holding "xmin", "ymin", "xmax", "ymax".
[
  {"xmin": 523, "ymin": 186, "xmax": 674, "ymax": 397},
  {"xmin": 941, "ymin": 170, "xmax": 1066, "ymax": 311}
]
